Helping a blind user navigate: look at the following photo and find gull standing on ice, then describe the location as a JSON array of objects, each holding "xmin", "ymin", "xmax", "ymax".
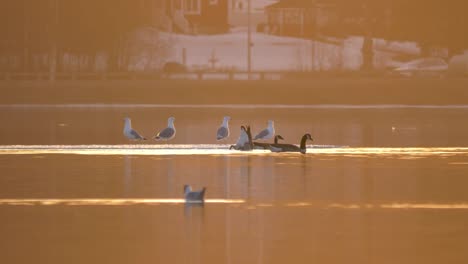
[
  {"xmin": 253, "ymin": 120, "xmax": 275, "ymax": 141},
  {"xmin": 154, "ymin": 117, "xmax": 176, "ymax": 141},
  {"xmin": 123, "ymin": 117, "xmax": 147, "ymax": 141},
  {"xmin": 216, "ymin": 116, "xmax": 231, "ymax": 141}
]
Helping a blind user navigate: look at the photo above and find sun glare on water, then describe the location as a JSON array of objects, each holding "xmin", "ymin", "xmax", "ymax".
[{"xmin": 0, "ymin": 145, "xmax": 468, "ymax": 157}]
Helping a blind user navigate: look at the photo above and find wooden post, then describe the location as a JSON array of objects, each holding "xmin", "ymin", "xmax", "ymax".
[
  {"xmin": 300, "ymin": 9, "xmax": 304, "ymax": 37},
  {"xmin": 49, "ymin": 0, "xmax": 58, "ymax": 82},
  {"xmin": 279, "ymin": 9, "xmax": 284, "ymax": 35},
  {"xmin": 182, "ymin": 48, "xmax": 187, "ymax": 66},
  {"xmin": 311, "ymin": 7, "xmax": 317, "ymax": 71},
  {"xmin": 247, "ymin": 0, "xmax": 252, "ymax": 79},
  {"xmin": 209, "ymin": 48, "xmax": 219, "ymax": 70},
  {"xmin": 260, "ymin": 72, "xmax": 265, "ymax": 80},
  {"xmin": 23, "ymin": 0, "xmax": 29, "ymax": 72}
]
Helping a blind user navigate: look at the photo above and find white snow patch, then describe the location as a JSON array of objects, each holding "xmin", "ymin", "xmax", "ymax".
[{"xmin": 127, "ymin": 27, "xmax": 424, "ymax": 72}]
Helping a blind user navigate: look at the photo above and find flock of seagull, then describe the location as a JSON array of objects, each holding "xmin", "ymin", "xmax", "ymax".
[
  {"xmin": 124, "ymin": 116, "xmax": 314, "ymax": 202},
  {"xmin": 124, "ymin": 116, "xmax": 314, "ymax": 154},
  {"xmin": 124, "ymin": 117, "xmax": 176, "ymax": 141}
]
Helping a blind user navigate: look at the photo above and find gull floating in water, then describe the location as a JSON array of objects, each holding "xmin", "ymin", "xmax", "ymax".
[
  {"xmin": 184, "ymin": 185, "xmax": 206, "ymax": 203},
  {"xmin": 270, "ymin": 133, "xmax": 313, "ymax": 154},
  {"xmin": 123, "ymin": 117, "xmax": 147, "ymax": 141},
  {"xmin": 229, "ymin": 125, "xmax": 253, "ymax": 151},
  {"xmin": 154, "ymin": 117, "xmax": 176, "ymax": 141},
  {"xmin": 253, "ymin": 120, "xmax": 275, "ymax": 140},
  {"xmin": 216, "ymin": 116, "xmax": 231, "ymax": 141}
]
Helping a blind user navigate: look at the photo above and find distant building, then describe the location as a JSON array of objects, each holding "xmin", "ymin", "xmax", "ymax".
[
  {"xmin": 152, "ymin": 0, "xmax": 229, "ymax": 34},
  {"xmin": 228, "ymin": 0, "xmax": 279, "ymax": 28},
  {"xmin": 264, "ymin": 0, "xmax": 338, "ymax": 38}
]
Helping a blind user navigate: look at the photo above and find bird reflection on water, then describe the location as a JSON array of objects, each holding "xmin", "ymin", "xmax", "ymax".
[{"xmin": 184, "ymin": 202, "xmax": 205, "ymax": 218}]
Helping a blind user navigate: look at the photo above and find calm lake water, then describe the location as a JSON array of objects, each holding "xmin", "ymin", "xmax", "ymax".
[{"xmin": 1, "ymin": 105, "xmax": 468, "ymax": 264}]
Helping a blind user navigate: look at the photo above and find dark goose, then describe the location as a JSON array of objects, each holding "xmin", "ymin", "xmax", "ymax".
[
  {"xmin": 253, "ymin": 135, "xmax": 284, "ymax": 149},
  {"xmin": 269, "ymin": 133, "xmax": 313, "ymax": 154}
]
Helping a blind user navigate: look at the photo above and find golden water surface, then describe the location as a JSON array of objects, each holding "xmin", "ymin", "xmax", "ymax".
[{"xmin": 1, "ymin": 105, "xmax": 468, "ymax": 264}]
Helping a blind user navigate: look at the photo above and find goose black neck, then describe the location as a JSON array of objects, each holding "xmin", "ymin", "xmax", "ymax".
[
  {"xmin": 247, "ymin": 126, "xmax": 253, "ymax": 148},
  {"xmin": 300, "ymin": 134, "xmax": 308, "ymax": 149}
]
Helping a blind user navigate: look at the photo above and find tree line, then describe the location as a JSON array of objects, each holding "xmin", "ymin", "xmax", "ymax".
[{"xmin": 0, "ymin": 0, "xmax": 156, "ymax": 72}]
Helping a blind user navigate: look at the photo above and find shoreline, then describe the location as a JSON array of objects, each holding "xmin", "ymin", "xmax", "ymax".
[{"xmin": 1, "ymin": 78, "xmax": 468, "ymax": 105}]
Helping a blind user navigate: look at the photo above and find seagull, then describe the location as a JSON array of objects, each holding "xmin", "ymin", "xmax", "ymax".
[
  {"xmin": 229, "ymin": 125, "xmax": 253, "ymax": 151},
  {"xmin": 253, "ymin": 120, "xmax": 275, "ymax": 140},
  {"xmin": 229, "ymin": 126, "xmax": 248, "ymax": 150},
  {"xmin": 270, "ymin": 133, "xmax": 313, "ymax": 154},
  {"xmin": 123, "ymin": 117, "xmax": 147, "ymax": 141},
  {"xmin": 184, "ymin": 185, "xmax": 206, "ymax": 203},
  {"xmin": 216, "ymin": 116, "xmax": 231, "ymax": 141},
  {"xmin": 154, "ymin": 117, "xmax": 176, "ymax": 141}
]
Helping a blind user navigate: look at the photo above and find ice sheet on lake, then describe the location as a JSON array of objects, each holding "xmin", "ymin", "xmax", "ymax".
[
  {"xmin": 0, "ymin": 198, "xmax": 245, "ymax": 206},
  {"xmin": 1, "ymin": 199, "xmax": 468, "ymax": 210},
  {"xmin": 0, "ymin": 145, "xmax": 468, "ymax": 157}
]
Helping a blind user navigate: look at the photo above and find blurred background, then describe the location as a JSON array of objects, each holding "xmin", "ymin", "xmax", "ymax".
[{"xmin": 1, "ymin": 0, "xmax": 467, "ymax": 79}]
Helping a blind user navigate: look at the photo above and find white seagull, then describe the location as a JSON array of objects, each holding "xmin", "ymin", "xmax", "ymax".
[
  {"xmin": 123, "ymin": 117, "xmax": 147, "ymax": 141},
  {"xmin": 253, "ymin": 120, "xmax": 275, "ymax": 140},
  {"xmin": 216, "ymin": 116, "xmax": 231, "ymax": 141},
  {"xmin": 154, "ymin": 117, "xmax": 176, "ymax": 141}
]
